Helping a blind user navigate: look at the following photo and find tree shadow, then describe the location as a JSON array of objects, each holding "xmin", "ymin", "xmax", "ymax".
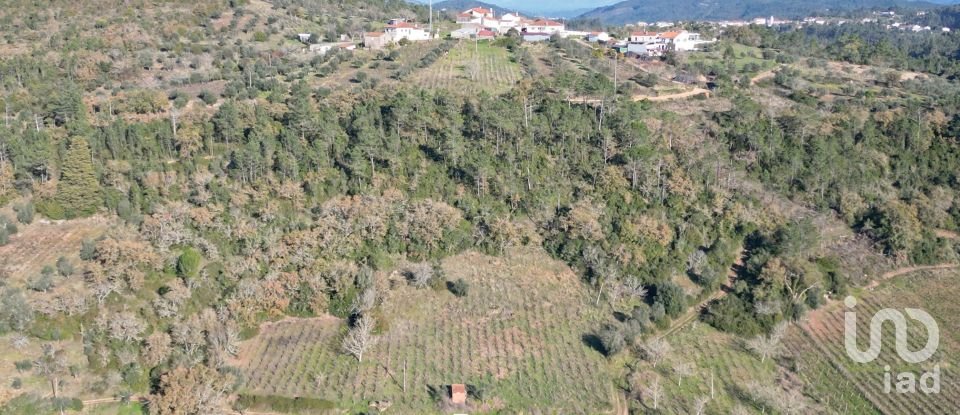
[{"xmin": 581, "ymin": 333, "xmax": 605, "ymax": 355}]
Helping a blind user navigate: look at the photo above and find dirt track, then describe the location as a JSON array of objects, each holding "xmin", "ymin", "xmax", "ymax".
[{"xmin": 566, "ymin": 87, "xmax": 710, "ymax": 106}]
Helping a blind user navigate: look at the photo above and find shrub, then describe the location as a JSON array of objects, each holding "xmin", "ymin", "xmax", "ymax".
[
  {"xmin": 597, "ymin": 324, "xmax": 625, "ymax": 356},
  {"xmin": 27, "ymin": 272, "xmax": 54, "ymax": 292},
  {"xmin": 79, "ymin": 239, "xmax": 97, "ymax": 261},
  {"xmin": 448, "ymin": 278, "xmax": 469, "ymax": 297},
  {"xmin": 14, "ymin": 203, "xmax": 34, "ymax": 224},
  {"xmin": 56, "ymin": 257, "xmax": 74, "ymax": 277},
  {"xmin": 177, "ymin": 247, "xmax": 202, "ymax": 279},
  {"xmin": 654, "ymin": 282, "xmax": 687, "ymax": 318},
  {"xmin": 199, "ymin": 90, "xmax": 218, "ymax": 105},
  {"xmin": 35, "ymin": 198, "xmax": 65, "ymax": 220}
]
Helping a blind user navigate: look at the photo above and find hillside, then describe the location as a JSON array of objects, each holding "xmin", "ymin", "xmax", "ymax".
[
  {"xmin": 3, "ymin": 0, "xmax": 960, "ymax": 413},
  {"xmin": 431, "ymin": 0, "xmax": 518, "ymax": 16},
  {"xmin": 579, "ymin": 0, "xmax": 943, "ymax": 24}
]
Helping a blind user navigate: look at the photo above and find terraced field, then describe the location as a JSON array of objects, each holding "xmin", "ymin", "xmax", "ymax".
[
  {"xmin": 786, "ymin": 269, "xmax": 960, "ymax": 414},
  {"xmin": 412, "ymin": 41, "xmax": 523, "ymax": 95},
  {"xmin": 233, "ymin": 248, "xmax": 613, "ymax": 413},
  {"xmin": 0, "ymin": 215, "xmax": 110, "ymax": 282}
]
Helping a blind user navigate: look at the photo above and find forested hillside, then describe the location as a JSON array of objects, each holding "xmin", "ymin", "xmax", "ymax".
[
  {"xmin": 1, "ymin": 1, "xmax": 959, "ymax": 414},
  {"xmin": 578, "ymin": 0, "xmax": 941, "ymax": 24}
]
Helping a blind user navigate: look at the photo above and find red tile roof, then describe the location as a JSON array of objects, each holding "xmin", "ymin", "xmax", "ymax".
[
  {"xmin": 477, "ymin": 29, "xmax": 495, "ymax": 37},
  {"xmin": 529, "ymin": 19, "xmax": 563, "ymax": 27},
  {"xmin": 468, "ymin": 7, "xmax": 493, "ymax": 14},
  {"xmin": 387, "ymin": 22, "xmax": 419, "ymax": 29},
  {"xmin": 660, "ymin": 31, "xmax": 681, "ymax": 39}
]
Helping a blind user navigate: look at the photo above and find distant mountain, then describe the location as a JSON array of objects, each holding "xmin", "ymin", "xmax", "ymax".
[
  {"xmin": 578, "ymin": 0, "xmax": 951, "ymax": 24},
  {"xmin": 423, "ymin": 0, "xmax": 609, "ymax": 18},
  {"xmin": 427, "ymin": 0, "xmax": 519, "ymax": 16}
]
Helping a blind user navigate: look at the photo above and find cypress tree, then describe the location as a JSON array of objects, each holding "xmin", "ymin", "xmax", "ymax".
[{"xmin": 56, "ymin": 137, "xmax": 101, "ymax": 218}]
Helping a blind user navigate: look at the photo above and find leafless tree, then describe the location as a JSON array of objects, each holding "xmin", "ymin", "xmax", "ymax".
[
  {"xmin": 207, "ymin": 322, "xmax": 240, "ymax": 367},
  {"xmin": 34, "ymin": 344, "xmax": 68, "ymax": 400},
  {"xmin": 10, "ymin": 333, "xmax": 29, "ymax": 350},
  {"xmin": 672, "ymin": 360, "xmax": 695, "ymax": 386},
  {"xmin": 754, "ymin": 299, "xmax": 782, "ymax": 316},
  {"xmin": 645, "ymin": 377, "xmax": 664, "ymax": 410},
  {"xmin": 103, "ymin": 312, "xmax": 146, "ymax": 343},
  {"xmin": 116, "ymin": 348, "xmax": 139, "ymax": 366},
  {"xmin": 642, "ymin": 338, "xmax": 672, "ymax": 368},
  {"xmin": 693, "ymin": 395, "xmax": 710, "ymax": 415},
  {"xmin": 687, "ymin": 249, "xmax": 708, "ymax": 275},
  {"xmin": 622, "ymin": 276, "xmax": 647, "ymax": 300},
  {"xmin": 746, "ymin": 321, "xmax": 789, "ymax": 363},
  {"xmin": 342, "ymin": 316, "xmax": 378, "ymax": 362},
  {"xmin": 143, "ymin": 331, "xmax": 173, "ymax": 367},
  {"xmin": 407, "ymin": 262, "xmax": 434, "ymax": 289}
]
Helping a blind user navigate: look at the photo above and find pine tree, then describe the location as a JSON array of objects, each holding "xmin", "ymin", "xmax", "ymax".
[{"xmin": 56, "ymin": 137, "xmax": 101, "ymax": 218}]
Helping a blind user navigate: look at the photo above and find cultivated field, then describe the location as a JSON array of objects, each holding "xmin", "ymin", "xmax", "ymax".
[
  {"xmin": 647, "ymin": 322, "xmax": 784, "ymax": 414},
  {"xmin": 233, "ymin": 247, "xmax": 614, "ymax": 413},
  {"xmin": 412, "ymin": 41, "xmax": 523, "ymax": 95},
  {"xmin": 0, "ymin": 215, "xmax": 110, "ymax": 283},
  {"xmin": 785, "ymin": 269, "xmax": 960, "ymax": 414}
]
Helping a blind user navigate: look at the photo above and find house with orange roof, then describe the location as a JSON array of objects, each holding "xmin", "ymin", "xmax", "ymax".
[
  {"xmin": 522, "ymin": 18, "xmax": 565, "ymax": 34},
  {"xmin": 363, "ymin": 32, "xmax": 390, "ymax": 50}
]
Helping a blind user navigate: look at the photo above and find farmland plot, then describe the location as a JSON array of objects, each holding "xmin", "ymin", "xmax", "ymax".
[
  {"xmin": 412, "ymin": 41, "xmax": 523, "ymax": 95},
  {"xmin": 786, "ymin": 269, "xmax": 960, "ymax": 414},
  {"xmin": 233, "ymin": 247, "xmax": 614, "ymax": 413},
  {"xmin": 0, "ymin": 215, "xmax": 110, "ymax": 282}
]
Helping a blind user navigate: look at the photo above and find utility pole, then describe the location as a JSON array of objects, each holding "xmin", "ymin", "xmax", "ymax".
[
  {"xmin": 613, "ymin": 52, "xmax": 618, "ymax": 96},
  {"xmin": 429, "ymin": 0, "xmax": 433, "ymax": 37}
]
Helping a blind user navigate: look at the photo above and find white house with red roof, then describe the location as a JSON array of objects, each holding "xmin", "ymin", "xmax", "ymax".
[
  {"xmin": 363, "ymin": 21, "xmax": 431, "ymax": 49},
  {"xmin": 385, "ymin": 22, "xmax": 431, "ymax": 42},
  {"xmin": 522, "ymin": 18, "xmax": 565, "ymax": 34},
  {"xmin": 628, "ymin": 31, "xmax": 660, "ymax": 43},
  {"xmin": 457, "ymin": 7, "xmax": 495, "ymax": 24},
  {"xmin": 624, "ymin": 30, "xmax": 710, "ymax": 55}
]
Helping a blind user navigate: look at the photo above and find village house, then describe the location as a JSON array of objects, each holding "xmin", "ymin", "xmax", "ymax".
[
  {"xmin": 476, "ymin": 29, "xmax": 496, "ymax": 40},
  {"xmin": 385, "ymin": 22, "xmax": 431, "ymax": 42},
  {"xmin": 364, "ymin": 21, "xmax": 432, "ymax": 50},
  {"xmin": 457, "ymin": 7, "xmax": 494, "ymax": 24},
  {"xmin": 587, "ymin": 31, "xmax": 611, "ymax": 43},
  {"xmin": 363, "ymin": 32, "xmax": 390, "ymax": 50},
  {"xmin": 622, "ymin": 30, "xmax": 711, "ymax": 56},
  {"xmin": 661, "ymin": 31, "xmax": 707, "ymax": 51},
  {"xmin": 628, "ymin": 31, "xmax": 659, "ymax": 43},
  {"xmin": 523, "ymin": 19, "xmax": 565, "ymax": 34},
  {"xmin": 500, "ymin": 12, "xmax": 523, "ymax": 28}
]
